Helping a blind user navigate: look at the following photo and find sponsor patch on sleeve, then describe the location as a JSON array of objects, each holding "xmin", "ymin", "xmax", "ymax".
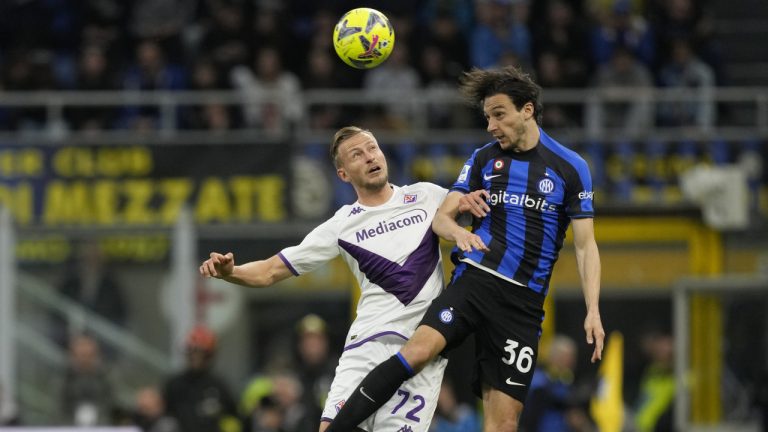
[{"xmin": 457, "ymin": 164, "xmax": 471, "ymax": 183}]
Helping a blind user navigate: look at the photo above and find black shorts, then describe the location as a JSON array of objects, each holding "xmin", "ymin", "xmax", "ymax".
[{"xmin": 420, "ymin": 262, "xmax": 545, "ymax": 402}]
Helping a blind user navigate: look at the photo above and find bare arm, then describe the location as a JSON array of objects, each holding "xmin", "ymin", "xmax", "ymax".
[
  {"xmin": 571, "ymin": 217, "xmax": 605, "ymax": 363},
  {"xmin": 199, "ymin": 252, "xmax": 294, "ymax": 288},
  {"xmin": 433, "ymin": 191, "xmax": 489, "ymax": 253}
]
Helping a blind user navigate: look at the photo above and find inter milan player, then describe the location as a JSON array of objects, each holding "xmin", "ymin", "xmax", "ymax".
[
  {"xmin": 200, "ymin": 126, "xmax": 486, "ymax": 432},
  {"xmin": 327, "ymin": 67, "xmax": 605, "ymax": 432}
]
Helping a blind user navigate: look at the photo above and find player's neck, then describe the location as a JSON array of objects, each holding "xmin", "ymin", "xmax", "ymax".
[
  {"xmin": 518, "ymin": 123, "xmax": 541, "ymax": 152},
  {"xmin": 357, "ymin": 183, "xmax": 394, "ymax": 207}
]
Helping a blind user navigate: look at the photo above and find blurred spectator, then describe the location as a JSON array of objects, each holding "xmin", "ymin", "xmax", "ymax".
[
  {"xmin": 163, "ymin": 325, "xmax": 240, "ymax": 432},
  {"xmin": 533, "ymin": 0, "xmax": 589, "ymax": 86},
  {"xmin": 586, "ymin": 45, "xmax": 654, "ymax": 137},
  {"xmin": 0, "ymin": 381, "xmax": 20, "ymax": 426},
  {"xmin": 240, "ymin": 375, "xmax": 274, "ymax": 424},
  {"xmin": 198, "ymin": 2, "xmax": 253, "ymax": 76},
  {"xmin": 292, "ymin": 314, "xmax": 337, "ymax": 412},
  {"xmin": 649, "ymin": 0, "xmax": 724, "ymax": 84},
  {"xmin": 520, "ymin": 335, "xmax": 586, "ymax": 432},
  {"xmin": 657, "ymin": 38, "xmax": 716, "ymax": 129},
  {"xmin": 247, "ymin": 395, "xmax": 283, "ymax": 432},
  {"xmin": 429, "ymin": 378, "xmax": 481, "ymax": 432},
  {"xmin": 65, "ymin": 46, "xmax": 118, "ymax": 131},
  {"xmin": 252, "ymin": 5, "xmax": 293, "ymax": 68},
  {"xmin": 421, "ymin": 0, "xmax": 476, "ymax": 38},
  {"xmin": 418, "ymin": 11, "xmax": 470, "ymax": 77},
  {"xmin": 362, "ymin": 41, "xmax": 420, "ymax": 129},
  {"xmin": 420, "ymin": 45, "xmax": 458, "ymax": 129},
  {"xmin": 123, "ymin": 40, "xmax": 187, "ymax": 89},
  {"xmin": 302, "ymin": 48, "xmax": 347, "ymax": 130},
  {"xmin": 633, "ymin": 331, "xmax": 674, "ymax": 432},
  {"xmin": 120, "ymin": 40, "xmax": 188, "ymax": 129},
  {"xmin": 79, "ymin": 0, "xmax": 128, "ymax": 71},
  {"xmin": 192, "ymin": 103, "xmax": 236, "ymax": 131},
  {"xmin": 132, "ymin": 386, "xmax": 180, "ymax": 432},
  {"xmin": 536, "ymin": 52, "xmax": 580, "ymax": 128},
  {"xmin": 589, "ymin": 0, "xmax": 655, "ymax": 68},
  {"xmin": 128, "ymin": 0, "xmax": 195, "ymax": 60},
  {"xmin": 269, "ymin": 371, "xmax": 318, "ymax": 432},
  {"xmin": 61, "ymin": 334, "xmax": 116, "ymax": 426},
  {"xmin": 1, "ymin": 50, "xmax": 59, "ymax": 131},
  {"xmin": 304, "ymin": 9, "xmax": 339, "ymax": 54},
  {"xmin": 231, "ymin": 46, "xmax": 302, "ymax": 133},
  {"xmin": 55, "ymin": 240, "xmax": 127, "ymax": 346},
  {"xmin": 183, "ymin": 58, "xmax": 239, "ymax": 130},
  {"xmin": 471, "ymin": 0, "xmax": 532, "ymax": 69}
]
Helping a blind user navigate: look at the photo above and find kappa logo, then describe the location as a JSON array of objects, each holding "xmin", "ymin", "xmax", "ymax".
[
  {"xmin": 404, "ymin": 194, "xmax": 417, "ymax": 204},
  {"xmin": 348, "ymin": 206, "xmax": 365, "ymax": 216},
  {"xmin": 397, "ymin": 426, "xmax": 414, "ymax": 432}
]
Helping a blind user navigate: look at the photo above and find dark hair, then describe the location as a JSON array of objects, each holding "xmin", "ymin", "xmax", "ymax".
[
  {"xmin": 459, "ymin": 66, "xmax": 543, "ymax": 124},
  {"xmin": 330, "ymin": 125, "xmax": 370, "ymax": 168}
]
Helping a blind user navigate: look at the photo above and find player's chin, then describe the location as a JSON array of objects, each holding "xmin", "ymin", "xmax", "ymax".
[{"xmin": 364, "ymin": 175, "xmax": 388, "ymax": 189}]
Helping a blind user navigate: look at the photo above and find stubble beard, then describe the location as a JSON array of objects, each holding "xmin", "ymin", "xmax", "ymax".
[{"xmin": 362, "ymin": 175, "xmax": 389, "ymax": 192}]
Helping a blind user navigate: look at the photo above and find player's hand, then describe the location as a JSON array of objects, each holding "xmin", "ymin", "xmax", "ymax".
[
  {"xmin": 584, "ymin": 310, "xmax": 605, "ymax": 363},
  {"xmin": 458, "ymin": 190, "xmax": 491, "ymax": 218},
  {"xmin": 200, "ymin": 252, "xmax": 235, "ymax": 279},
  {"xmin": 454, "ymin": 229, "xmax": 489, "ymax": 253}
]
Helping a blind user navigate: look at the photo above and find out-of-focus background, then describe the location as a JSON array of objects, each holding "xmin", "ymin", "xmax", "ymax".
[{"xmin": 0, "ymin": 0, "xmax": 766, "ymax": 431}]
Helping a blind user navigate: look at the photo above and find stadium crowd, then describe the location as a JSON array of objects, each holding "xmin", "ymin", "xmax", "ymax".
[{"xmin": 0, "ymin": 0, "xmax": 724, "ymax": 133}]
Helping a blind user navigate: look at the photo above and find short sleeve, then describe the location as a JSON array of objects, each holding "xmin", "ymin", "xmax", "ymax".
[
  {"xmin": 565, "ymin": 157, "xmax": 594, "ymax": 218},
  {"xmin": 279, "ymin": 217, "xmax": 342, "ymax": 275},
  {"xmin": 451, "ymin": 149, "xmax": 483, "ymax": 194}
]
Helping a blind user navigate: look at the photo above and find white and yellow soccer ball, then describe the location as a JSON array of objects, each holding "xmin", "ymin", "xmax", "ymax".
[{"xmin": 332, "ymin": 8, "xmax": 395, "ymax": 69}]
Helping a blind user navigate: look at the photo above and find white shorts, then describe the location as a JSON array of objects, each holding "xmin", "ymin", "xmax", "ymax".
[{"xmin": 321, "ymin": 333, "xmax": 448, "ymax": 432}]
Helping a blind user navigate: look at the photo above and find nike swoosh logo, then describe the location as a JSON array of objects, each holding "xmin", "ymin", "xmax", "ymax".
[
  {"xmin": 359, "ymin": 387, "xmax": 376, "ymax": 402},
  {"xmin": 484, "ymin": 173, "xmax": 501, "ymax": 181},
  {"xmin": 506, "ymin": 378, "xmax": 526, "ymax": 387}
]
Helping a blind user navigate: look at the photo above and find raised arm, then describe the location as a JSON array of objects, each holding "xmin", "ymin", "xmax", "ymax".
[
  {"xmin": 433, "ymin": 191, "xmax": 489, "ymax": 253},
  {"xmin": 571, "ymin": 217, "xmax": 605, "ymax": 363},
  {"xmin": 199, "ymin": 252, "xmax": 294, "ymax": 288}
]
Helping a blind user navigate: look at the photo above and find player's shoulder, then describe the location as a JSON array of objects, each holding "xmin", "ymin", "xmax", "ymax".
[
  {"xmin": 401, "ymin": 181, "xmax": 448, "ymax": 196},
  {"xmin": 539, "ymin": 129, "xmax": 588, "ymax": 167},
  {"xmin": 328, "ymin": 203, "xmax": 365, "ymax": 223},
  {"xmin": 471, "ymin": 141, "xmax": 500, "ymax": 159}
]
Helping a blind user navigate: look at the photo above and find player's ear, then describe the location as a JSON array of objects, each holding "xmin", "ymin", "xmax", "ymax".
[
  {"xmin": 524, "ymin": 102, "xmax": 534, "ymax": 120},
  {"xmin": 337, "ymin": 167, "xmax": 350, "ymax": 183}
]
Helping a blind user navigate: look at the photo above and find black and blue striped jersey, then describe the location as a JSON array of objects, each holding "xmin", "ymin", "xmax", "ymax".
[{"xmin": 450, "ymin": 128, "xmax": 594, "ymax": 295}]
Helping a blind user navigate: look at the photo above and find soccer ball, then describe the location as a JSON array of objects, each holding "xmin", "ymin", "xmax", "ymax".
[{"xmin": 332, "ymin": 8, "xmax": 395, "ymax": 69}]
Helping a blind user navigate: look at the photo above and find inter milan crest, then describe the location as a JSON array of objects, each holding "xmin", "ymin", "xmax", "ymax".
[{"xmin": 537, "ymin": 178, "xmax": 554, "ymax": 194}]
